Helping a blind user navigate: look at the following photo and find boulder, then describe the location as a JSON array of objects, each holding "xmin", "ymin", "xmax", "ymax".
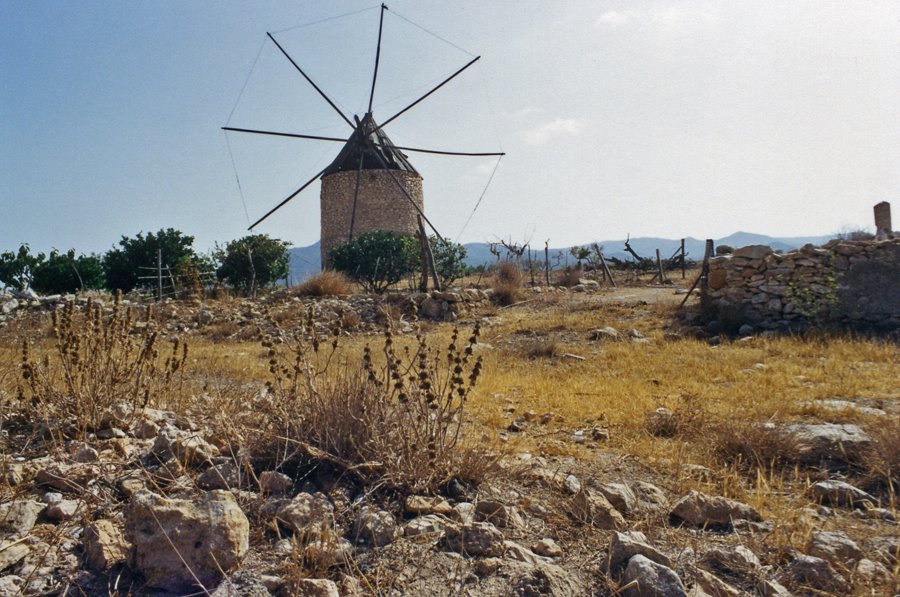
[
  {"xmin": 699, "ymin": 545, "xmax": 761, "ymax": 578},
  {"xmin": 286, "ymin": 578, "xmax": 340, "ymax": 597},
  {"xmin": 443, "ymin": 522, "xmax": 504, "ymax": 556},
  {"xmin": 632, "ymin": 481, "xmax": 669, "ymax": 513},
  {"xmin": 854, "ymin": 558, "xmax": 891, "ymax": 587},
  {"xmin": 669, "ymin": 491, "xmax": 762, "ymax": 529},
  {"xmin": 197, "ymin": 462, "xmax": 241, "ymax": 490},
  {"xmin": 689, "ymin": 567, "xmax": 742, "ymax": 597},
  {"xmin": 622, "ymin": 554, "xmax": 687, "ymax": 597},
  {"xmin": 572, "ymin": 488, "xmax": 625, "ymax": 529},
  {"xmin": 784, "ymin": 423, "xmax": 871, "ymax": 464},
  {"xmin": 532, "ymin": 537, "xmax": 563, "ymax": 558},
  {"xmin": 152, "ymin": 428, "xmax": 220, "ymax": 466},
  {"xmin": 475, "ymin": 500, "xmax": 524, "ymax": 529},
  {"xmin": 732, "ymin": 245, "xmax": 772, "ymax": 260},
  {"xmin": 125, "ymin": 490, "xmax": 249, "ymax": 592},
  {"xmin": 82, "ymin": 520, "xmax": 128, "ymax": 571},
  {"xmin": 0, "ymin": 500, "xmax": 44, "ymax": 536},
  {"xmin": 608, "ymin": 531, "xmax": 672, "ymax": 573},
  {"xmin": 0, "ymin": 540, "xmax": 30, "ymax": 572},
  {"xmin": 807, "ymin": 531, "xmax": 861, "ymax": 565},
  {"xmin": 275, "ymin": 492, "xmax": 334, "ymax": 538},
  {"xmin": 597, "ymin": 483, "xmax": 637, "ymax": 516},
  {"xmin": 808, "ymin": 479, "xmax": 876, "ymax": 508},
  {"xmin": 404, "ymin": 515, "xmax": 448, "ymax": 538},
  {"xmin": 353, "ymin": 506, "xmax": 398, "ymax": 547},
  {"xmin": 258, "ymin": 471, "xmax": 292, "ymax": 495},
  {"xmin": 782, "ymin": 554, "xmax": 848, "ymax": 594},
  {"xmin": 590, "ymin": 327, "xmax": 620, "ymax": 341},
  {"xmin": 404, "ymin": 495, "xmax": 453, "ymax": 515}
]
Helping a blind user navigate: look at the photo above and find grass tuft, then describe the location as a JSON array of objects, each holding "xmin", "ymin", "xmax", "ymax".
[{"xmin": 296, "ymin": 270, "xmax": 354, "ymax": 297}]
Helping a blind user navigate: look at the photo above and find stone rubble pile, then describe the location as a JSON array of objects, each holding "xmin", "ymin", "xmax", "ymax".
[{"xmin": 706, "ymin": 239, "xmax": 900, "ymax": 329}]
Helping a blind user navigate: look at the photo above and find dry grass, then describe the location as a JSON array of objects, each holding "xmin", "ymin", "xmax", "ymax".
[
  {"xmin": 296, "ymin": 270, "xmax": 353, "ymax": 297},
  {"xmin": 491, "ymin": 262, "xmax": 524, "ymax": 306}
]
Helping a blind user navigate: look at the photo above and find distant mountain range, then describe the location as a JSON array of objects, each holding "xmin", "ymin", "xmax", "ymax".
[{"xmin": 286, "ymin": 231, "xmax": 833, "ymax": 285}]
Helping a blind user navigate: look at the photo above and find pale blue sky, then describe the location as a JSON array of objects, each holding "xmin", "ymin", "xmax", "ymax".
[{"xmin": 3, "ymin": 1, "xmax": 899, "ymax": 255}]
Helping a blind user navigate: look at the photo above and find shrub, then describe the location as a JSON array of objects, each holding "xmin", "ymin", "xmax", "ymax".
[
  {"xmin": 32, "ymin": 249, "xmax": 104, "ymax": 294},
  {"xmin": 239, "ymin": 310, "xmax": 493, "ymax": 493},
  {"xmin": 296, "ymin": 270, "xmax": 353, "ymax": 297},
  {"xmin": 556, "ymin": 267, "xmax": 582, "ymax": 287},
  {"xmin": 104, "ymin": 228, "xmax": 197, "ymax": 292},
  {"xmin": 216, "ymin": 234, "xmax": 291, "ymax": 295},
  {"xmin": 863, "ymin": 417, "xmax": 900, "ymax": 496},
  {"xmin": 491, "ymin": 262, "xmax": 523, "ymax": 306},
  {"xmin": 429, "ymin": 236, "xmax": 468, "ymax": 287},
  {"xmin": 708, "ymin": 419, "xmax": 802, "ymax": 472},
  {"xmin": 330, "ymin": 231, "xmax": 419, "ymax": 293},
  {"xmin": 17, "ymin": 294, "xmax": 188, "ymax": 437}
]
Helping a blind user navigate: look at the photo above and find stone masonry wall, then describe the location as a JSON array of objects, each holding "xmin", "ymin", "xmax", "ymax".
[
  {"xmin": 705, "ymin": 239, "xmax": 900, "ymax": 329},
  {"xmin": 320, "ymin": 170, "xmax": 424, "ymax": 268}
]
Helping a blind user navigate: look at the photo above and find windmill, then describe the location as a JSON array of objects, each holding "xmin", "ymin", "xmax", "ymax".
[{"xmin": 223, "ymin": 4, "xmax": 504, "ymax": 284}]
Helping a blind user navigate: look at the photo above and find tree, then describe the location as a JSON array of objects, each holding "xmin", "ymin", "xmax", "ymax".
[
  {"xmin": 429, "ymin": 236, "xmax": 467, "ymax": 287},
  {"xmin": 0, "ymin": 245, "xmax": 43, "ymax": 291},
  {"xmin": 32, "ymin": 250, "xmax": 104, "ymax": 294},
  {"xmin": 215, "ymin": 234, "xmax": 290, "ymax": 295},
  {"xmin": 103, "ymin": 229, "xmax": 196, "ymax": 292},
  {"xmin": 330, "ymin": 231, "xmax": 419, "ymax": 293}
]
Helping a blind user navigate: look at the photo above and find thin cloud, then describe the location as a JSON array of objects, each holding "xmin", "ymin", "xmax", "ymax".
[
  {"xmin": 596, "ymin": 10, "xmax": 634, "ymax": 28},
  {"xmin": 523, "ymin": 118, "xmax": 587, "ymax": 145}
]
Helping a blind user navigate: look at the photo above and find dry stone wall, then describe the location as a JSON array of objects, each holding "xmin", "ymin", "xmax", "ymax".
[
  {"xmin": 320, "ymin": 170, "xmax": 424, "ymax": 268},
  {"xmin": 705, "ymin": 239, "xmax": 900, "ymax": 330}
]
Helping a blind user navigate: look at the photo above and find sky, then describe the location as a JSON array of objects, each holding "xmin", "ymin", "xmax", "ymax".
[{"xmin": 3, "ymin": 1, "xmax": 899, "ymax": 256}]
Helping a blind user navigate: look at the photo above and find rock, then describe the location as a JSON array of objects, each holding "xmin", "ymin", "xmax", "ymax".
[
  {"xmin": 133, "ymin": 418, "xmax": 160, "ymax": 439},
  {"xmin": 807, "ymin": 530, "xmax": 861, "ymax": 565},
  {"xmin": 304, "ymin": 535, "xmax": 353, "ymax": 568},
  {"xmin": 443, "ymin": 522, "xmax": 504, "ymax": 556},
  {"xmin": 0, "ymin": 575, "xmax": 24, "ymax": 595},
  {"xmin": 405, "ymin": 495, "xmax": 453, "ymax": 515},
  {"xmin": 689, "ymin": 567, "xmax": 742, "ymax": 597},
  {"xmin": 0, "ymin": 500, "xmax": 44, "ymax": 536},
  {"xmin": 276, "ymin": 492, "xmax": 334, "ymax": 538},
  {"xmin": 1, "ymin": 299, "xmax": 19, "ymax": 314},
  {"xmin": 622, "ymin": 554, "xmax": 687, "ymax": 597},
  {"xmin": 353, "ymin": 506, "xmax": 398, "ymax": 547},
  {"xmin": 35, "ymin": 463, "xmax": 99, "ymax": 492},
  {"xmin": 504, "ymin": 540, "xmax": 549, "ymax": 565},
  {"xmin": 197, "ymin": 462, "xmax": 241, "ymax": 490},
  {"xmin": 474, "ymin": 557, "xmax": 503, "ymax": 576},
  {"xmin": 608, "ymin": 531, "xmax": 673, "ymax": 572},
  {"xmin": 597, "ymin": 483, "xmax": 637, "ymax": 516},
  {"xmin": 152, "ymin": 428, "xmax": 220, "ymax": 466},
  {"xmin": 74, "ymin": 445, "xmax": 99, "ymax": 463},
  {"xmin": 870, "ymin": 535, "xmax": 899, "ymax": 566},
  {"xmin": 699, "ymin": 545, "xmax": 761, "ymax": 578},
  {"xmin": 782, "ymin": 554, "xmax": 848, "ymax": 594},
  {"xmin": 475, "ymin": 500, "xmax": 524, "ymax": 529},
  {"xmin": 82, "ymin": 520, "xmax": 128, "ymax": 571},
  {"xmin": 738, "ymin": 324, "xmax": 754, "ymax": 336},
  {"xmin": 755, "ymin": 578, "xmax": 792, "ymax": 597},
  {"xmin": 563, "ymin": 474, "xmax": 582, "ymax": 495},
  {"xmin": 450, "ymin": 502, "xmax": 476, "ymax": 525},
  {"xmin": 784, "ymin": 423, "xmax": 871, "ymax": 464},
  {"xmin": 854, "ymin": 558, "xmax": 891, "ymax": 586},
  {"xmin": 808, "ymin": 479, "xmax": 876, "ymax": 508},
  {"xmin": 633, "ymin": 481, "xmax": 669, "ymax": 512},
  {"xmin": 404, "ymin": 515, "xmax": 448, "ymax": 538},
  {"xmin": 645, "ymin": 407, "xmax": 678, "ymax": 437},
  {"xmin": 532, "ymin": 538, "xmax": 563, "ymax": 557},
  {"xmin": 572, "ymin": 488, "xmax": 625, "ymax": 529},
  {"xmin": 590, "ymin": 327, "xmax": 620, "ymax": 341},
  {"xmin": 732, "ymin": 245, "xmax": 773, "ymax": 259},
  {"xmin": 0, "ymin": 540, "xmax": 30, "ymax": 571},
  {"xmin": 258, "ymin": 471, "xmax": 292, "ymax": 495},
  {"xmin": 506, "ymin": 559, "xmax": 583, "ymax": 597},
  {"xmin": 125, "ymin": 490, "xmax": 249, "ymax": 592},
  {"xmin": 44, "ymin": 499, "xmax": 79, "ymax": 522},
  {"xmin": 669, "ymin": 491, "xmax": 762, "ymax": 529},
  {"xmin": 287, "ymin": 578, "xmax": 341, "ymax": 597}
]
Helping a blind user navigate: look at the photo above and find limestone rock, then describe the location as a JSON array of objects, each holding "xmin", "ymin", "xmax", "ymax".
[
  {"xmin": 353, "ymin": 506, "xmax": 398, "ymax": 547},
  {"xmin": 44, "ymin": 498, "xmax": 79, "ymax": 522},
  {"xmin": 197, "ymin": 462, "xmax": 241, "ymax": 490},
  {"xmin": 450, "ymin": 502, "xmax": 476, "ymax": 525},
  {"xmin": 152, "ymin": 428, "xmax": 220, "ymax": 466},
  {"xmin": 608, "ymin": 531, "xmax": 673, "ymax": 573},
  {"xmin": 669, "ymin": 491, "xmax": 762, "ymax": 529},
  {"xmin": 782, "ymin": 554, "xmax": 848, "ymax": 594},
  {"xmin": 287, "ymin": 578, "xmax": 341, "ymax": 597},
  {"xmin": 443, "ymin": 522, "xmax": 504, "ymax": 556},
  {"xmin": 784, "ymin": 423, "xmax": 871, "ymax": 464},
  {"xmin": 590, "ymin": 327, "xmax": 620, "ymax": 341},
  {"xmin": 633, "ymin": 481, "xmax": 669, "ymax": 512},
  {"xmin": 258, "ymin": 471, "xmax": 292, "ymax": 495},
  {"xmin": 598, "ymin": 482, "xmax": 637, "ymax": 516},
  {"xmin": 688, "ymin": 567, "xmax": 742, "ymax": 597},
  {"xmin": 404, "ymin": 515, "xmax": 448, "ymax": 538},
  {"xmin": 532, "ymin": 537, "xmax": 563, "ymax": 558},
  {"xmin": 125, "ymin": 490, "xmax": 249, "ymax": 592},
  {"xmin": 276, "ymin": 492, "xmax": 334, "ymax": 538},
  {"xmin": 622, "ymin": 554, "xmax": 687, "ymax": 597},
  {"xmin": 732, "ymin": 245, "xmax": 773, "ymax": 260},
  {"xmin": 0, "ymin": 540, "xmax": 30, "ymax": 572},
  {"xmin": 699, "ymin": 545, "xmax": 761, "ymax": 578},
  {"xmin": 572, "ymin": 488, "xmax": 625, "ymax": 529},
  {"xmin": 853, "ymin": 558, "xmax": 891, "ymax": 587},
  {"xmin": 808, "ymin": 479, "xmax": 876, "ymax": 508},
  {"xmin": 475, "ymin": 500, "xmax": 524, "ymax": 529},
  {"xmin": 405, "ymin": 495, "xmax": 453, "ymax": 515},
  {"xmin": 0, "ymin": 500, "xmax": 44, "ymax": 536},
  {"xmin": 35, "ymin": 463, "xmax": 99, "ymax": 492},
  {"xmin": 82, "ymin": 520, "xmax": 128, "ymax": 571},
  {"xmin": 304, "ymin": 535, "xmax": 353, "ymax": 568},
  {"xmin": 807, "ymin": 530, "xmax": 861, "ymax": 565}
]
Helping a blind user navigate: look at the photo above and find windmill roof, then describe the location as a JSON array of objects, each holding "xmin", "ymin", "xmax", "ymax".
[{"xmin": 321, "ymin": 113, "xmax": 419, "ymax": 177}]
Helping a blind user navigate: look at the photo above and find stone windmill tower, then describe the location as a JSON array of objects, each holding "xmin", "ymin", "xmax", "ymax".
[{"xmin": 224, "ymin": 4, "xmax": 503, "ymax": 271}]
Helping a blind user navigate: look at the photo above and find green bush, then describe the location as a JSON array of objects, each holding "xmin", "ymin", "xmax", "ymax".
[
  {"xmin": 330, "ymin": 231, "xmax": 419, "ymax": 293},
  {"xmin": 215, "ymin": 234, "xmax": 290, "ymax": 295},
  {"xmin": 104, "ymin": 228, "xmax": 197, "ymax": 292},
  {"xmin": 32, "ymin": 250, "xmax": 104, "ymax": 294},
  {"xmin": 430, "ymin": 236, "xmax": 468, "ymax": 287}
]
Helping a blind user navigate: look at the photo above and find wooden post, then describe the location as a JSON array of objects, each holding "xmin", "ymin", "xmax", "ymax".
[
  {"xmin": 598, "ymin": 251, "xmax": 616, "ymax": 288},
  {"xmin": 156, "ymin": 249, "xmax": 162, "ymax": 302},
  {"xmin": 417, "ymin": 227, "xmax": 429, "ymax": 292},
  {"xmin": 655, "ymin": 249, "xmax": 665, "ymax": 283},
  {"xmin": 247, "ymin": 247, "xmax": 256, "ymax": 298},
  {"xmin": 418, "ymin": 215, "xmax": 441, "ymax": 291},
  {"xmin": 680, "ymin": 239, "xmax": 713, "ymax": 307},
  {"xmin": 528, "ymin": 245, "xmax": 535, "ymax": 287},
  {"xmin": 680, "ymin": 239, "xmax": 686, "ymax": 279},
  {"xmin": 544, "ymin": 240, "xmax": 550, "ymax": 286}
]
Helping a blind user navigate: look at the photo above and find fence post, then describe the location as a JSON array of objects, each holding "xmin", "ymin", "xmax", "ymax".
[
  {"xmin": 157, "ymin": 249, "xmax": 162, "ymax": 302},
  {"xmin": 681, "ymin": 238, "xmax": 686, "ymax": 279}
]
